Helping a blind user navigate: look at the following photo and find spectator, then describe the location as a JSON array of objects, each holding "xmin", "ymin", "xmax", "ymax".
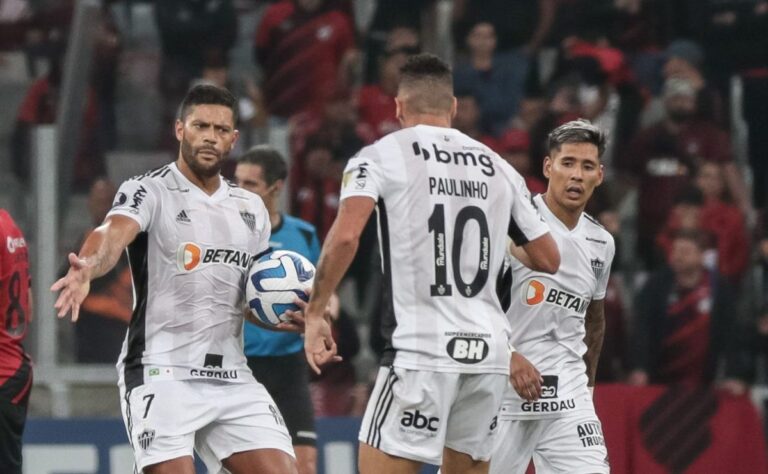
[
  {"xmin": 292, "ymin": 135, "xmax": 343, "ymax": 241},
  {"xmin": 255, "ymin": 0, "xmax": 355, "ymax": 120},
  {"xmin": 155, "ymin": 0, "xmax": 237, "ymax": 147},
  {"xmin": 10, "ymin": 59, "xmax": 104, "ymax": 193},
  {"xmin": 452, "ymin": 0, "xmax": 557, "ymax": 55},
  {"xmin": 355, "ymin": 47, "xmax": 409, "ymax": 143},
  {"xmin": 628, "ymin": 230, "xmax": 750, "ymax": 389},
  {"xmin": 619, "ymin": 77, "xmax": 742, "ymax": 268},
  {"xmin": 72, "ymin": 178, "xmax": 131, "ymax": 363},
  {"xmin": 496, "ymin": 128, "xmax": 546, "ymax": 194},
  {"xmin": 640, "ymin": 39, "xmax": 725, "ymax": 127},
  {"xmin": 0, "ymin": 208, "xmax": 32, "ymax": 474},
  {"xmin": 361, "ymin": 3, "xmax": 426, "ymax": 82},
  {"xmin": 453, "ymin": 21, "xmax": 528, "ymax": 134},
  {"xmin": 451, "ymin": 92, "xmax": 497, "ymax": 148}
]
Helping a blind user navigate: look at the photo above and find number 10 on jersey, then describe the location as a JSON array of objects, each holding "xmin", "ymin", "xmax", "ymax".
[{"xmin": 428, "ymin": 204, "xmax": 490, "ymax": 298}]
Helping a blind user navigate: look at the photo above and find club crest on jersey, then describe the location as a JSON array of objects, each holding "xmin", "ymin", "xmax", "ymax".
[
  {"xmin": 239, "ymin": 210, "xmax": 256, "ymax": 233},
  {"xmin": 591, "ymin": 258, "xmax": 605, "ymax": 280},
  {"xmin": 176, "ymin": 242, "xmax": 255, "ymax": 272},
  {"xmin": 138, "ymin": 429, "xmax": 155, "ymax": 451},
  {"xmin": 522, "ymin": 279, "xmax": 588, "ymax": 314}
]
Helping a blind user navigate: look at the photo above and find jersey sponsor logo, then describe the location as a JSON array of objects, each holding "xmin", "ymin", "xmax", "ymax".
[
  {"xmin": 541, "ymin": 375, "xmax": 559, "ymax": 398},
  {"xmin": 176, "ymin": 242, "xmax": 255, "ymax": 272},
  {"xmin": 591, "ymin": 258, "xmax": 605, "ymax": 280},
  {"xmin": 175, "ymin": 210, "xmax": 191, "ymax": 224},
  {"xmin": 521, "ymin": 398, "xmax": 576, "ymax": 413},
  {"xmin": 586, "ymin": 236, "xmax": 607, "ymax": 245},
  {"xmin": 112, "ymin": 192, "xmax": 127, "ymax": 207},
  {"xmin": 6, "ymin": 236, "xmax": 26, "ymax": 253},
  {"xmin": 400, "ymin": 410, "xmax": 439, "ymax": 432},
  {"xmin": 446, "ymin": 337, "xmax": 489, "ymax": 364},
  {"xmin": 412, "ymin": 141, "xmax": 495, "ymax": 177},
  {"xmin": 129, "ymin": 185, "xmax": 148, "ymax": 214},
  {"xmin": 522, "ymin": 279, "xmax": 589, "ymax": 314},
  {"xmin": 342, "ymin": 161, "xmax": 369, "ymax": 190},
  {"xmin": 577, "ymin": 422, "xmax": 606, "ymax": 448},
  {"xmin": 189, "ymin": 368, "xmax": 239, "ymax": 379}
]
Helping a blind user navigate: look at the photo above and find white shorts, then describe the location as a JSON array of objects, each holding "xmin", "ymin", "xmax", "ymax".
[
  {"xmin": 359, "ymin": 366, "xmax": 507, "ymax": 466},
  {"xmin": 120, "ymin": 379, "xmax": 295, "ymax": 473},
  {"xmin": 489, "ymin": 409, "xmax": 610, "ymax": 474}
]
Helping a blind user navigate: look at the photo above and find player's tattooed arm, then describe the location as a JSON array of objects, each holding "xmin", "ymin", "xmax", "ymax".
[{"xmin": 583, "ymin": 299, "xmax": 605, "ymax": 387}]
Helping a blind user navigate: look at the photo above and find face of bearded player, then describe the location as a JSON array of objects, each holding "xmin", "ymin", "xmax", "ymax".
[{"xmin": 175, "ymin": 104, "xmax": 238, "ymax": 179}]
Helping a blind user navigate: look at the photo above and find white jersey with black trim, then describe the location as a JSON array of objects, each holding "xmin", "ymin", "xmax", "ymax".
[
  {"xmin": 501, "ymin": 194, "xmax": 615, "ymax": 419},
  {"xmin": 340, "ymin": 125, "xmax": 550, "ymax": 375},
  {"xmin": 107, "ymin": 163, "xmax": 271, "ymax": 391}
]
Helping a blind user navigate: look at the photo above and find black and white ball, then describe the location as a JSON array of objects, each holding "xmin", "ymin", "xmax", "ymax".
[{"xmin": 245, "ymin": 250, "xmax": 315, "ymax": 326}]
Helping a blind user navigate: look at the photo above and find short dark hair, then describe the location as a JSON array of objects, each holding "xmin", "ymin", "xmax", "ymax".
[
  {"xmin": 672, "ymin": 228, "xmax": 706, "ymax": 250},
  {"xmin": 179, "ymin": 84, "xmax": 238, "ymax": 124},
  {"xmin": 237, "ymin": 145, "xmax": 287, "ymax": 185},
  {"xmin": 546, "ymin": 119, "xmax": 607, "ymax": 157},
  {"xmin": 398, "ymin": 53, "xmax": 454, "ymax": 113}
]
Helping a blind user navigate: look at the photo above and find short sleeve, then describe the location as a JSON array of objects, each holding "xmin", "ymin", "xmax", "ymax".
[
  {"xmin": 593, "ymin": 236, "xmax": 615, "ymax": 300},
  {"xmin": 107, "ymin": 180, "xmax": 157, "ymax": 231},
  {"xmin": 339, "ymin": 153, "xmax": 383, "ymax": 202},
  {"xmin": 507, "ymin": 174, "xmax": 550, "ymax": 246},
  {"xmin": 254, "ymin": 199, "xmax": 272, "ymax": 256}
]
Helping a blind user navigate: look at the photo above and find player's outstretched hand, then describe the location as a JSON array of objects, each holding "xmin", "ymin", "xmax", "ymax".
[
  {"xmin": 50, "ymin": 253, "xmax": 91, "ymax": 322},
  {"xmin": 304, "ymin": 316, "xmax": 342, "ymax": 375},
  {"xmin": 510, "ymin": 351, "xmax": 543, "ymax": 402}
]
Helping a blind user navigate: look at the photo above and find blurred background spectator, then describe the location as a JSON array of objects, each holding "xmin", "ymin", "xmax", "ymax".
[{"xmin": 69, "ymin": 178, "xmax": 130, "ymax": 364}]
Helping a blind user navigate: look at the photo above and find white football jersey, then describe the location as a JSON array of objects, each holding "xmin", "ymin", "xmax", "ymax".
[
  {"xmin": 340, "ymin": 125, "xmax": 550, "ymax": 374},
  {"xmin": 501, "ymin": 194, "xmax": 615, "ymax": 419},
  {"xmin": 107, "ymin": 163, "xmax": 271, "ymax": 391}
]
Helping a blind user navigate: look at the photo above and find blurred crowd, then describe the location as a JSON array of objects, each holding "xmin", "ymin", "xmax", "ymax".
[{"xmin": 2, "ymin": 0, "xmax": 768, "ymax": 415}]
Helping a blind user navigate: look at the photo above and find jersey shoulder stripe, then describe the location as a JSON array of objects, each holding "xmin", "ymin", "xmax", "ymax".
[{"xmin": 131, "ymin": 164, "xmax": 170, "ymax": 181}]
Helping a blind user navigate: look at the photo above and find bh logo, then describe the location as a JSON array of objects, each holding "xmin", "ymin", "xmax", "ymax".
[{"xmin": 447, "ymin": 337, "xmax": 488, "ymax": 364}]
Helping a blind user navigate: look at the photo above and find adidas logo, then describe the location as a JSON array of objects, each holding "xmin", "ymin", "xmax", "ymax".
[{"xmin": 176, "ymin": 210, "xmax": 191, "ymax": 224}]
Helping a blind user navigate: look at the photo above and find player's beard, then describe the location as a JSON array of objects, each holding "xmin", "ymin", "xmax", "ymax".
[{"xmin": 180, "ymin": 135, "xmax": 224, "ymax": 179}]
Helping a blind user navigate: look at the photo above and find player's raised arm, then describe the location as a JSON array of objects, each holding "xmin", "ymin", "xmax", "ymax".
[
  {"xmin": 508, "ymin": 233, "xmax": 560, "ymax": 274},
  {"xmin": 583, "ymin": 299, "xmax": 606, "ymax": 390},
  {"xmin": 304, "ymin": 196, "xmax": 375, "ymax": 373},
  {"xmin": 51, "ymin": 215, "xmax": 140, "ymax": 322}
]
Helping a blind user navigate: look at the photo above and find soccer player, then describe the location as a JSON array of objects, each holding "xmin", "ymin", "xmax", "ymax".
[
  {"xmin": 52, "ymin": 85, "xmax": 297, "ymax": 474},
  {"xmin": 235, "ymin": 145, "xmax": 320, "ymax": 474},
  {"xmin": 0, "ymin": 209, "xmax": 32, "ymax": 474},
  {"xmin": 490, "ymin": 119, "xmax": 614, "ymax": 474},
  {"xmin": 303, "ymin": 53, "xmax": 560, "ymax": 474}
]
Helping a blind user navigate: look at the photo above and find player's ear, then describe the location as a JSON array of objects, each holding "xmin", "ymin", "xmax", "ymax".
[
  {"xmin": 395, "ymin": 97, "xmax": 404, "ymax": 123},
  {"xmin": 231, "ymin": 129, "xmax": 240, "ymax": 151},
  {"xmin": 273, "ymin": 178, "xmax": 285, "ymax": 196},
  {"xmin": 450, "ymin": 96, "xmax": 458, "ymax": 119},
  {"xmin": 174, "ymin": 119, "xmax": 184, "ymax": 141},
  {"xmin": 543, "ymin": 156, "xmax": 552, "ymax": 179}
]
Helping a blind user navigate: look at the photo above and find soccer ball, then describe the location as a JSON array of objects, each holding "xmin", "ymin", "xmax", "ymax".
[{"xmin": 245, "ymin": 250, "xmax": 315, "ymax": 326}]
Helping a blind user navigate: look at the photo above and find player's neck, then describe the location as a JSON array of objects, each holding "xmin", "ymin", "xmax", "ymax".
[
  {"xmin": 402, "ymin": 114, "xmax": 452, "ymax": 128},
  {"xmin": 269, "ymin": 209, "xmax": 282, "ymax": 229},
  {"xmin": 176, "ymin": 159, "xmax": 220, "ymax": 195},
  {"xmin": 542, "ymin": 193, "xmax": 582, "ymax": 230}
]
